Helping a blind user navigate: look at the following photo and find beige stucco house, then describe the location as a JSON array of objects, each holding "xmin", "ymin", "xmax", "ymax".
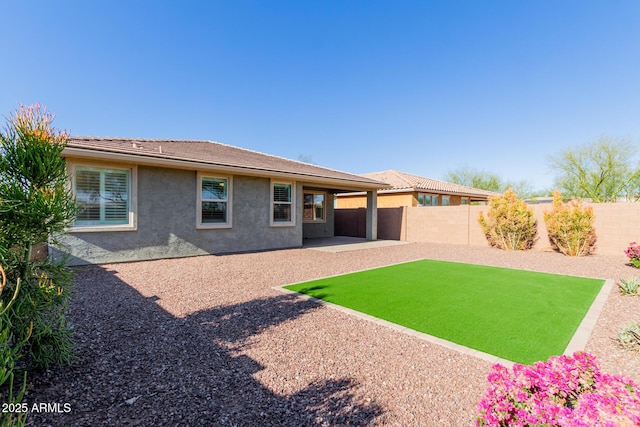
[{"xmin": 335, "ymin": 170, "xmax": 498, "ymax": 208}]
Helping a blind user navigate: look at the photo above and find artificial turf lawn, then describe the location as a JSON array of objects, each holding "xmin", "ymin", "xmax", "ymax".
[{"xmin": 284, "ymin": 259, "xmax": 605, "ymax": 365}]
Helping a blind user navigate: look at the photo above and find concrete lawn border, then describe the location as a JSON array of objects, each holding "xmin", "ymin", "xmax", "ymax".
[{"xmin": 563, "ymin": 278, "xmax": 614, "ymax": 356}]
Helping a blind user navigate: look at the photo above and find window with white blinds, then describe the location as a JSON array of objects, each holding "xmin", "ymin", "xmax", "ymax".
[
  {"xmin": 271, "ymin": 181, "xmax": 295, "ymax": 226},
  {"xmin": 198, "ymin": 174, "xmax": 232, "ymax": 228},
  {"xmin": 74, "ymin": 166, "xmax": 131, "ymax": 226}
]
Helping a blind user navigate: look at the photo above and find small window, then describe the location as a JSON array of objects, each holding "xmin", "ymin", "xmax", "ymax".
[
  {"xmin": 303, "ymin": 192, "xmax": 325, "ymax": 222},
  {"xmin": 271, "ymin": 181, "xmax": 295, "ymax": 226},
  {"xmin": 418, "ymin": 193, "xmax": 438, "ymax": 207},
  {"xmin": 198, "ymin": 174, "xmax": 232, "ymax": 228},
  {"xmin": 461, "ymin": 198, "xmax": 469, "ymax": 205},
  {"xmin": 74, "ymin": 166, "xmax": 133, "ymax": 227},
  {"xmin": 442, "ymin": 196, "xmax": 450, "ymax": 206}
]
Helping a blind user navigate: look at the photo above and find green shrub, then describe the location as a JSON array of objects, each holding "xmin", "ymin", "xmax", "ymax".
[
  {"xmin": 616, "ymin": 322, "xmax": 640, "ymax": 350},
  {"xmin": 618, "ymin": 278, "xmax": 640, "ymax": 295},
  {"xmin": 0, "ymin": 266, "xmax": 28, "ymax": 427},
  {"xmin": 5, "ymin": 263, "xmax": 73, "ymax": 368},
  {"xmin": 543, "ymin": 190, "xmax": 597, "ymax": 256},
  {"xmin": 478, "ymin": 189, "xmax": 537, "ymax": 250},
  {"xmin": 0, "ymin": 104, "xmax": 76, "ymax": 369}
]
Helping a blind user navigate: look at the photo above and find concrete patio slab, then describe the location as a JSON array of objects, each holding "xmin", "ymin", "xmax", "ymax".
[{"xmin": 302, "ymin": 236, "xmax": 411, "ymax": 253}]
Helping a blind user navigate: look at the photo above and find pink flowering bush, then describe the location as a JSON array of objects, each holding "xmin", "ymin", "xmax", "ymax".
[
  {"xmin": 476, "ymin": 352, "xmax": 640, "ymax": 426},
  {"xmin": 625, "ymin": 242, "xmax": 640, "ymax": 268}
]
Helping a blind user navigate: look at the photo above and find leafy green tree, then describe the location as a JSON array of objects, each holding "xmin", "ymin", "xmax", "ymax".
[
  {"xmin": 503, "ymin": 180, "xmax": 542, "ymax": 201},
  {"xmin": 0, "ymin": 104, "xmax": 76, "ymax": 368},
  {"xmin": 444, "ymin": 167, "xmax": 542, "ymax": 200},
  {"xmin": 444, "ymin": 167, "xmax": 503, "ymax": 193},
  {"xmin": 549, "ymin": 137, "xmax": 640, "ymax": 202}
]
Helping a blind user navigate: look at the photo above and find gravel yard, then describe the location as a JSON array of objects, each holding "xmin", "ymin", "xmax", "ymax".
[{"xmin": 26, "ymin": 242, "xmax": 640, "ymax": 426}]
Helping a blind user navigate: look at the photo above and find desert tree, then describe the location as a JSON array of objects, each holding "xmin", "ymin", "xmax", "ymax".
[
  {"xmin": 444, "ymin": 166, "xmax": 541, "ymax": 200},
  {"xmin": 444, "ymin": 167, "xmax": 503, "ymax": 192},
  {"xmin": 549, "ymin": 137, "xmax": 640, "ymax": 202}
]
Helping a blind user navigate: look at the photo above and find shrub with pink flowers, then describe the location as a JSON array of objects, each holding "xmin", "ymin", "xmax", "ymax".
[
  {"xmin": 625, "ymin": 242, "xmax": 640, "ymax": 268},
  {"xmin": 476, "ymin": 352, "xmax": 640, "ymax": 426}
]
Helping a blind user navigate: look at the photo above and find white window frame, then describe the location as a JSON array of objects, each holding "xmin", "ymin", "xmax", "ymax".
[
  {"xmin": 197, "ymin": 173, "xmax": 232, "ymax": 229},
  {"xmin": 303, "ymin": 191, "xmax": 326, "ymax": 223},
  {"xmin": 69, "ymin": 162, "xmax": 137, "ymax": 232},
  {"xmin": 270, "ymin": 180, "xmax": 296, "ymax": 227}
]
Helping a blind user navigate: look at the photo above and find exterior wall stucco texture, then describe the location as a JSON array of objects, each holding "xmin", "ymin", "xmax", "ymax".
[
  {"xmin": 55, "ymin": 166, "xmax": 304, "ymax": 265},
  {"xmin": 336, "ymin": 193, "xmax": 413, "ymax": 208}
]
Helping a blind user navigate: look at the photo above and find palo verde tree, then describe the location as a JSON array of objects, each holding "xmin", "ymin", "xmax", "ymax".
[
  {"xmin": 0, "ymin": 104, "xmax": 77, "ymax": 368},
  {"xmin": 549, "ymin": 137, "xmax": 640, "ymax": 202}
]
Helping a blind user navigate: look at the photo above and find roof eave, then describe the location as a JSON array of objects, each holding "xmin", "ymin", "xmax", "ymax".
[{"xmin": 62, "ymin": 146, "xmax": 388, "ymax": 191}]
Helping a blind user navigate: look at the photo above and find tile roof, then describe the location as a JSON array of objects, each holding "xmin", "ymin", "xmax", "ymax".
[
  {"xmin": 65, "ymin": 137, "xmax": 388, "ymax": 190},
  {"xmin": 360, "ymin": 170, "xmax": 500, "ymax": 199}
]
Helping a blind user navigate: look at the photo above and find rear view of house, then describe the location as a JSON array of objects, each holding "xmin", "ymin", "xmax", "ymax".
[{"xmin": 56, "ymin": 137, "xmax": 387, "ymax": 265}]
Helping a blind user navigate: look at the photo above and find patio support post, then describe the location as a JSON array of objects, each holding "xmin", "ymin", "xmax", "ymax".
[{"xmin": 366, "ymin": 190, "xmax": 378, "ymax": 240}]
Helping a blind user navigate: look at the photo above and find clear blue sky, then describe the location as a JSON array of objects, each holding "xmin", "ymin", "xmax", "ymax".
[{"xmin": 2, "ymin": 1, "xmax": 639, "ymax": 190}]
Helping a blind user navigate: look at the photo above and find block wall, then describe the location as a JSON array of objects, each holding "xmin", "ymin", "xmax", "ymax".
[
  {"xmin": 403, "ymin": 203, "xmax": 640, "ymax": 256},
  {"xmin": 336, "ymin": 202, "xmax": 640, "ymax": 256}
]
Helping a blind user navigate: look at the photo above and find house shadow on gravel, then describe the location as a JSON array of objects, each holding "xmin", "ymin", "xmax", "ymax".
[{"xmin": 26, "ymin": 265, "xmax": 383, "ymax": 427}]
